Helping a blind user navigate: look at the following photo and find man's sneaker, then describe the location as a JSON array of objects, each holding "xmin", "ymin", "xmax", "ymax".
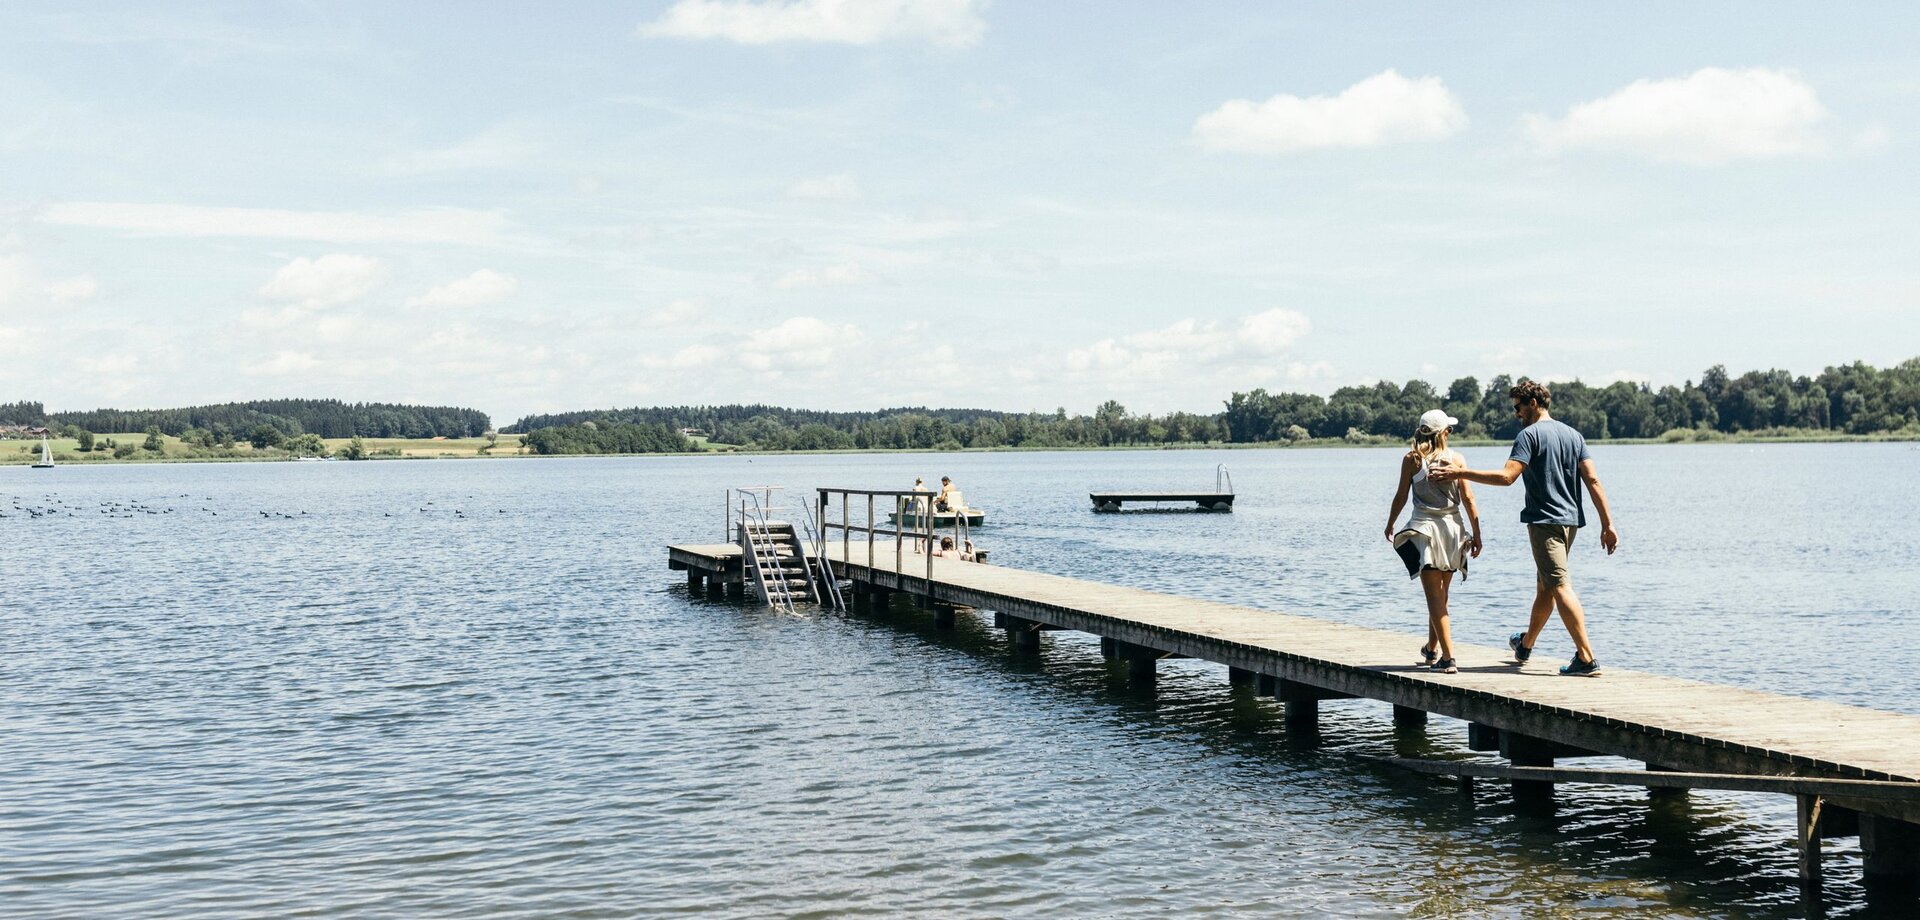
[
  {"xmin": 1508, "ymin": 632, "xmax": 1532, "ymax": 664},
  {"xmin": 1419, "ymin": 646, "xmax": 1437, "ymax": 666},
  {"xmin": 1431, "ymin": 657, "xmax": 1458, "ymax": 675},
  {"xmin": 1559, "ymin": 655, "xmax": 1601, "ymax": 677}
]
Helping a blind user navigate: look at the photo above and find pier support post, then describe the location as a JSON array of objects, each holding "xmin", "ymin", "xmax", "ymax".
[
  {"xmin": 1798, "ymin": 795, "xmax": 1825, "ymax": 889},
  {"xmin": 1500, "ymin": 733, "xmax": 1556, "ymax": 806},
  {"xmin": 686, "ymin": 569, "xmax": 704, "ymax": 589},
  {"xmin": 1861, "ymin": 814, "xmax": 1920, "ymax": 883},
  {"xmin": 1100, "ymin": 637, "xmax": 1117, "ymax": 661},
  {"xmin": 1256, "ymin": 674, "xmax": 1277, "ymax": 696},
  {"xmin": 725, "ymin": 581, "xmax": 745, "ymax": 599},
  {"xmin": 1646, "ymin": 763, "xmax": 1688, "ymax": 800},
  {"xmin": 1114, "ymin": 641, "xmax": 1156, "ymax": 684},
  {"xmin": 1005, "ymin": 616, "xmax": 1041, "ymax": 653},
  {"xmin": 1227, "ymin": 666, "xmax": 1253, "ymax": 689},
  {"xmin": 1466, "ymin": 723, "xmax": 1500, "ymax": 751},
  {"xmin": 933, "ymin": 605, "xmax": 956, "ymax": 631},
  {"xmin": 1276, "ymin": 680, "xmax": 1320, "ymax": 735},
  {"xmin": 1392, "ymin": 705, "xmax": 1428, "ymax": 729}
]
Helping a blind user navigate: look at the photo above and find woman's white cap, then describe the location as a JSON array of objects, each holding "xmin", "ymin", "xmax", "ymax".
[{"xmin": 1417, "ymin": 409, "xmax": 1459, "ymax": 432}]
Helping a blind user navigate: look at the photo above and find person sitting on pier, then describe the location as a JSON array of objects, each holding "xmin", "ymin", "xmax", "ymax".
[
  {"xmin": 933, "ymin": 536, "xmax": 980, "ymax": 562},
  {"xmin": 1384, "ymin": 409, "xmax": 1482, "ymax": 675}
]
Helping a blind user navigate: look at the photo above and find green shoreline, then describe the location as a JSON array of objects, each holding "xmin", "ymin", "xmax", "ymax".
[{"xmin": 6, "ymin": 430, "xmax": 1915, "ymax": 466}]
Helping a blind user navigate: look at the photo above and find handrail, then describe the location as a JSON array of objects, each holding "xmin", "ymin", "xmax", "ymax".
[
  {"xmin": 735, "ymin": 488, "xmax": 797, "ymax": 613},
  {"xmin": 1216, "ymin": 463, "xmax": 1234, "ymax": 494},
  {"xmin": 814, "ymin": 486, "xmax": 985, "ymax": 592},
  {"xmin": 795, "ymin": 500, "xmax": 843, "ymax": 611}
]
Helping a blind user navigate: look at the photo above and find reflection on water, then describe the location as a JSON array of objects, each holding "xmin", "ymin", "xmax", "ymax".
[{"xmin": 2, "ymin": 444, "xmax": 1917, "ymax": 918}]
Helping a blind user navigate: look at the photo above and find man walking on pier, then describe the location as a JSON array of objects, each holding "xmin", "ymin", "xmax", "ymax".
[{"xmin": 1430, "ymin": 381, "xmax": 1619, "ymax": 676}]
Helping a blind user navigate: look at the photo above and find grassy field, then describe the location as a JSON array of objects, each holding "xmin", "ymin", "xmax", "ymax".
[{"xmin": 336, "ymin": 435, "xmax": 527, "ymax": 458}]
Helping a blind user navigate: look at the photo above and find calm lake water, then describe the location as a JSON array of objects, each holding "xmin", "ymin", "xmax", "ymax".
[{"xmin": 4, "ymin": 444, "xmax": 1918, "ymax": 918}]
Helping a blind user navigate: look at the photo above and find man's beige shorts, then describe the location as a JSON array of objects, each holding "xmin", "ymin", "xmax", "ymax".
[{"xmin": 1528, "ymin": 524, "xmax": 1579, "ymax": 587}]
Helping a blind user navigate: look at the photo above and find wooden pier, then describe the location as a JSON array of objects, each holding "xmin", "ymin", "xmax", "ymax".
[{"xmin": 666, "ymin": 538, "xmax": 1920, "ymax": 889}]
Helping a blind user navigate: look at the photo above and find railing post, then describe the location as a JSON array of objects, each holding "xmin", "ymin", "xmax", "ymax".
[
  {"xmin": 866, "ymin": 494, "xmax": 874, "ymax": 565},
  {"xmin": 924, "ymin": 501, "xmax": 934, "ymax": 589},
  {"xmin": 894, "ymin": 496, "xmax": 903, "ymax": 578},
  {"xmin": 841, "ymin": 492, "xmax": 849, "ymax": 562}
]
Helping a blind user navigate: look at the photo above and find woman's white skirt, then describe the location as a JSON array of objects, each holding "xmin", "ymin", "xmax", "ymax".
[{"xmin": 1393, "ymin": 510, "xmax": 1470, "ymax": 577}]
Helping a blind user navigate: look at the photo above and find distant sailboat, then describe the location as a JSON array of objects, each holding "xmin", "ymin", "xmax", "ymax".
[{"xmin": 32, "ymin": 434, "xmax": 54, "ymax": 468}]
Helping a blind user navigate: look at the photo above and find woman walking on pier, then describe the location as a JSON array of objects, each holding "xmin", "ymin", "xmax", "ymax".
[{"xmin": 1384, "ymin": 409, "xmax": 1482, "ymax": 674}]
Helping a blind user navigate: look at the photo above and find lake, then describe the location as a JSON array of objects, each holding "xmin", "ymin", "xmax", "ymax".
[{"xmin": 4, "ymin": 443, "xmax": 1918, "ymax": 918}]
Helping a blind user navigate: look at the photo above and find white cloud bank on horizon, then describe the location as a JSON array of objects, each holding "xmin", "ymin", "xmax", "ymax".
[
  {"xmin": 39, "ymin": 202, "xmax": 511, "ymax": 245},
  {"xmin": 1066, "ymin": 308, "xmax": 1315, "ymax": 380},
  {"xmin": 1525, "ymin": 67, "xmax": 1831, "ymax": 165},
  {"xmin": 259, "ymin": 254, "xmax": 385, "ymax": 308},
  {"xmin": 1193, "ymin": 70, "xmax": 1466, "ymax": 154},
  {"xmin": 639, "ymin": 0, "xmax": 986, "ymax": 48},
  {"xmin": 407, "ymin": 269, "xmax": 519, "ymax": 309}
]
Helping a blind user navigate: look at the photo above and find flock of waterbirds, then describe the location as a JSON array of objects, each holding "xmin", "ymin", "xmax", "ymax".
[{"xmin": 3, "ymin": 494, "xmax": 510, "ymax": 520}]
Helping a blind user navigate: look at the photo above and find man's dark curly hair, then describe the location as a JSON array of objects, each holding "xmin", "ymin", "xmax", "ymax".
[{"xmin": 1509, "ymin": 379, "xmax": 1552, "ymax": 408}]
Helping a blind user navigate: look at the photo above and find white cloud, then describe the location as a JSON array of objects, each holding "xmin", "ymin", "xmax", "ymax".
[
  {"xmin": 787, "ymin": 172, "xmax": 862, "ymax": 200},
  {"xmin": 661, "ymin": 344, "xmax": 727, "ymax": 368},
  {"xmin": 259, "ymin": 254, "xmax": 385, "ymax": 308},
  {"xmin": 1193, "ymin": 70, "xmax": 1466, "ymax": 154},
  {"xmin": 646, "ymin": 298, "xmax": 710, "ymax": 324},
  {"xmin": 738, "ymin": 315, "xmax": 860, "ymax": 370},
  {"xmin": 44, "ymin": 276, "xmax": 98, "ymax": 303},
  {"xmin": 40, "ymin": 202, "xmax": 510, "ymax": 245},
  {"xmin": 245, "ymin": 350, "xmax": 322, "ymax": 376},
  {"xmin": 1525, "ymin": 67, "xmax": 1830, "ymax": 165},
  {"xmin": 379, "ymin": 126, "xmax": 539, "ymax": 175},
  {"xmin": 640, "ymin": 0, "xmax": 986, "ymax": 47},
  {"xmin": 406, "ymin": 269, "xmax": 519, "ymax": 309},
  {"xmin": 1066, "ymin": 308, "xmax": 1313, "ymax": 379},
  {"xmin": 0, "ymin": 255, "xmax": 99, "ymax": 306},
  {"xmin": 0, "ymin": 254, "xmax": 33, "ymax": 304},
  {"xmin": 775, "ymin": 262, "xmax": 867, "ymax": 288}
]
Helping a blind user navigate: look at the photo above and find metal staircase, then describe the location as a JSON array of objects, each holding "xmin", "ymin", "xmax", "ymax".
[{"xmin": 731, "ymin": 488, "xmax": 820, "ymax": 613}]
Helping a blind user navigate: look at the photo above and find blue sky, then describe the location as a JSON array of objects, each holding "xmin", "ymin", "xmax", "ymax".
[{"xmin": 2, "ymin": 2, "xmax": 1917, "ymax": 424}]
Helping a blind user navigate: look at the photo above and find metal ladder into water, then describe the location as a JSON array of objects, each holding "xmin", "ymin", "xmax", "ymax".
[{"xmin": 733, "ymin": 488, "xmax": 814, "ymax": 613}]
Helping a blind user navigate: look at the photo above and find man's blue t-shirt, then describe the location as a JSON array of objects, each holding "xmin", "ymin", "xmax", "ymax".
[{"xmin": 1509, "ymin": 418, "xmax": 1592, "ymax": 526}]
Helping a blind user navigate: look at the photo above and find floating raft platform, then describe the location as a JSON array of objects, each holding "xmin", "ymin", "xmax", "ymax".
[
  {"xmin": 666, "ymin": 537, "xmax": 1920, "ymax": 887},
  {"xmin": 1089, "ymin": 491, "xmax": 1234, "ymax": 512}
]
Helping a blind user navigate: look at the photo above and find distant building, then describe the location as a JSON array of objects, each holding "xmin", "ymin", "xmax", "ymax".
[
  {"xmin": 679, "ymin": 427, "xmax": 706, "ymax": 437},
  {"xmin": 0, "ymin": 425, "xmax": 51, "ymax": 439}
]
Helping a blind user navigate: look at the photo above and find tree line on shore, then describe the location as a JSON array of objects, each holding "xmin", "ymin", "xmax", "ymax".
[
  {"xmin": 0, "ymin": 398, "xmax": 491, "ymax": 440},
  {"xmin": 503, "ymin": 357, "xmax": 1920, "ymax": 454},
  {"xmin": 7, "ymin": 357, "xmax": 1915, "ymax": 458}
]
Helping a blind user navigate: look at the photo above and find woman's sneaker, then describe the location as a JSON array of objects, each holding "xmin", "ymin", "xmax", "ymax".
[
  {"xmin": 1431, "ymin": 657, "xmax": 1458, "ymax": 675},
  {"xmin": 1508, "ymin": 632, "xmax": 1532, "ymax": 663},
  {"xmin": 1419, "ymin": 646, "xmax": 1437, "ymax": 666},
  {"xmin": 1559, "ymin": 655, "xmax": 1601, "ymax": 677}
]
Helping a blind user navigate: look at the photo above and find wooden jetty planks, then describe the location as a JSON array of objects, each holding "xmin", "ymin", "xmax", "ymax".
[
  {"xmin": 1089, "ymin": 491, "xmax": 1234, "ymax": 511},
  {"xmin": 810, "ymin": 541, "xmax": 1920, "ymax": 788}
]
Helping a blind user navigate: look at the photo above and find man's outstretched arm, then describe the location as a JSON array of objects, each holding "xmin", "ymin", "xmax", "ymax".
[
  {"xmin": 1433, "ymin": 459, "xmax": 1525, "ymax": 487},
  {"xmin": 1580, "ymin": 459, "xmax": 1620, "ymax": 554}
]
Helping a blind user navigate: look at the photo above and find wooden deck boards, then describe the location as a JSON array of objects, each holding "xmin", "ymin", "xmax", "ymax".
[
  {"xmin": 813, "ymin": 543, "xmax": 1920, "ymax": 786},
  {"xmin": 668, "ymin": 540, "xmax": 1920, "ymax": 807}
]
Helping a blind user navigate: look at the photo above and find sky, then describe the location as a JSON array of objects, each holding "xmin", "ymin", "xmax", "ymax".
[{"xmin": 2, "ymin": 2, "xmax": 1918, "ymax": 426}]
